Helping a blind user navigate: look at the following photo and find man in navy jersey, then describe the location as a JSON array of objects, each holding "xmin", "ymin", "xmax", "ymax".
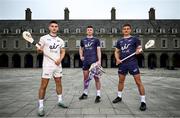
[
  {"xmin": 79, "ymin": 25, "xmax": 102, "ymax": 103},
  {"xmin": 112, "ymin": 23, "xmax": 146, "ymax": 111}
]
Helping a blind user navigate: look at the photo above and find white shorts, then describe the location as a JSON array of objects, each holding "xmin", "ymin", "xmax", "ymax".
[{"xmin": 42, "ymin": 67, "xmax": 63, "ymax": 79}]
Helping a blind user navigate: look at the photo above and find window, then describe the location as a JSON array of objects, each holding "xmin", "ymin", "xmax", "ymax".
[
  {"xmin": 2, "ymin": 40, "xmax": 7, "ymax": 48},
  {"xmin": 161, "ymin": 39, "xmax": 167, "ymax": 48},
  {"xmin": 147, "ymin": 28, "xmax": 153, "ymax": 33},
  {"xmin": 64, "ymin": 40, "xmax": 68, "ymax": 48},
  {"xmin": 64, "ymin": 28, "xmax": 69, "ymax": 34},
  {"xmin": 135, "ymin": 28, "xmax": 142, "ymax": 33},
  {"xmin": 76, "ymin": 28, "xmax": 81, "ymax": 34},
  {"xmin": 112, "ymin": 40, "xmax": 117, "ymax": 48},
  {"xmin": 27, "ymin": 29, "xmax": 32, "ymax": 33},
  {"xmin": 172, "ymin": 28, "xmax": 178, "ymax": 34},
  {"xmin": 159, "ymin": 28, "xmax": 165, "ymax": 34},
  {"xmin": 14, "ymin": 40, "xmax": 19, "ymax": 48},
  {"xmin": 26, "ymin": 42, "xmax": 32, "ymax": 48},
  {"xmin": 100, "ymin": 40, "xmax": 106, "ymax": 48},
  {"xmin": 40, "ymin": 29, "xmax": 45, "ymax": 34},
  {"xmin": 173, "ymin": 38, "xmax": 179, "ymax": 48},
  {"xmin": 16, "ymin": 29, "xmax": 21, "ymax": 34},
  {"xmin": 76, "ymin": 40, "xmax": 80, "ymax": 48},
  {"xmin": 100, "ymin": 28, "xmax": 105, "ymax": 34},
  {"xmin": 112, "ymin": 28, "xmax": 117, "ymax": 34},
  {"xmin": 3, "ymin": 29, "xmax": 9, "ymax": 34}
]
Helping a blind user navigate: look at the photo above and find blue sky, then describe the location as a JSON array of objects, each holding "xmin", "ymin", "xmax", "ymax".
[{"xmin": 0, "ymin": 0, "xmax": 179, "ymax": 20}]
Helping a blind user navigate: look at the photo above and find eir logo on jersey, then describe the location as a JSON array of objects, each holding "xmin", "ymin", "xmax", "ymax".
[
  {"xmin": 121, "ymin": 44, "xmax": 130, "ymax": 51},
  {"xmin": 85, "ymin": 42, "xmax": 93, "ymax": 48},
  {"xmin": 49, "ymin": 43, "xmax": 59, "ymax": 49}
]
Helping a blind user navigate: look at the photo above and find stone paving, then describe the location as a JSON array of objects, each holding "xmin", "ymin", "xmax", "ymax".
[{"xmin": 0, "ymin": 68, "xmax": 180, "ymax": 118}]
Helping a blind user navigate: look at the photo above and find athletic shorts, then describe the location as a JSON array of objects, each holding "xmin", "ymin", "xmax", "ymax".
[
  {"xmin": 42, "ymin": 66, "xmax": 63, "ymax": 79},
  {"xmin": 118, "ymin": 62, "xmax": 140, "ymax": 75},
  {"xmin": 82, "ymin": 61, "xmax": 96, "ymax": 70}
]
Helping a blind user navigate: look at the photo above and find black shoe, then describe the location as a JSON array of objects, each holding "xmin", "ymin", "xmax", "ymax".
[
  {"xmin": 139, "ymin": 102, "xmax": 146, "ymax": 111},
  {"xmin": 95, "ymin": 96, "xmax": 101, "ymax": 103},
  {"xmin": 79, "ymin": 93, "xmax": 88, "ymax": 100},
  {"xmin": 112, "ymin": 97, "xmax": 122, "ymax": 103}
]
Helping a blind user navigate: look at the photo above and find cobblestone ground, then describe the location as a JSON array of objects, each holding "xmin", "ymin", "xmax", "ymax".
[{"xmin": 0, "ymin": 68, "xmax": 180, "ymax": 118}]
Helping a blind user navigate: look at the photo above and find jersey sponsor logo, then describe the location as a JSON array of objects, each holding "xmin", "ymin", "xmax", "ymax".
[
  {"xmin": 47, "ymin": 39, "xmax": 51, "ymax": 41},
  {"xmin": 49, "ymin": 43, "xmax": 59, "ymax": 49},
  {"xmin": 121, "ymin": 43, "xmax": 130, "ymax": 51},
  {"xmin": 85, "ymin": 42, "xmax": 93, "ymax": 48}
]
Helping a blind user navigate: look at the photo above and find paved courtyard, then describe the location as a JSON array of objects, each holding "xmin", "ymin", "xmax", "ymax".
[{"xmin": 0, "ymin": 68, "xmax": 180, "ymax": 118}]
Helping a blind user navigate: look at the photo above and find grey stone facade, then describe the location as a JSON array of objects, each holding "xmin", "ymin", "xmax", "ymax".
[{"xmin": 0, "ymin": 8, "xmax": 180, "ymax": 68}]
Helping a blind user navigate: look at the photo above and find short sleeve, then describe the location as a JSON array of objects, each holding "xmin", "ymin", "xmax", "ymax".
[
  {"xmin": 96, "ymin": 39, "xmax": 100, "ymax": 47},
  {"xmin": 80, "ymin": 39, "xmax": 84, "ymax": 47},
  {"xmin": 135, "ymin": 37, "xmax": 141, "ymax": 48},
  {"xmin": 61, "ymin": 40, "xmax": 65, "ymax": 48},
  {"xmin": 38, "ymin": 37, "xmax": 45, "ymax": 47},
  {"xmin": 116, "ymin": 39, "xmax": 121, "ymax": 49}
]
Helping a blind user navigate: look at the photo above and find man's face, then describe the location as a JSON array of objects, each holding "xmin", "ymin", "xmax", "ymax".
[
  {"xmin": 122, "ymin": 26, "xmax": 131, "ymax": 35},
  {"xmin": 86, "ymin": 28, "xmax": 94, "ymax": 36},
  {"xmin": 49, "ymin": 23, "xmax": 59, "ymax": 33}
]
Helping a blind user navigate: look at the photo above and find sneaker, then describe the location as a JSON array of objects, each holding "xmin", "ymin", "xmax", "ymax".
[
  {"xmin": 95, "ymin": 96, "xmax": 101, "ymax": 103},
  {"xmin": 112, "ymin": 97, "xmax": 122, "ymax": 103},
  {"xmin": 58, "ymin": 102, "xmax": 68, "ymax": 108},
  {"xmin": 38, "ymin": 107, "xmax": 45, "ymax": 117},
  {"xmin": 79, "ymin": 93, "xmax": 88, "ymax": 100},
  {"xmin": 139, "ymin": 102, "xmax": 146, "ymax": 111}
]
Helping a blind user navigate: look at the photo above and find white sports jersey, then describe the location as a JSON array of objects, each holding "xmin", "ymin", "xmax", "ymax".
[{"xmin": 38, "ymin": 34, "xmax": 65, "ymax": 68}]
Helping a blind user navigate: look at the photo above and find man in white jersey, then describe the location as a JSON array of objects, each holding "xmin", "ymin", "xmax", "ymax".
[{"xmin": 37, "ymin": 20, "xmax": 68, "ymax": 117}]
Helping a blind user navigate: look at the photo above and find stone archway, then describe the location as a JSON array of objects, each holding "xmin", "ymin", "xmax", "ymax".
[
  {"xmin": 160, "ymin": 53, "xmax": 169, "ymax": 68},
  {"xmin": 24, "ymin": 54, "xmax": 33, "ymax": 68},
  {"xmin": 62, "ymin": 54, "xmax": 70, "ymax": 68},
  {"xmin": 148, "ymin": 53, "xmax": 157, "ymax": 69},
  {"xmin": 12, "ymin": 54, "xmax": 21, "ymax": 68},
  {"xmin": 101, "ymin": 54, "xmax": 107, "ymax": 68},
  {"xmin": 0, "ymin": 54, "xmax": 8, "ymax": 67}
]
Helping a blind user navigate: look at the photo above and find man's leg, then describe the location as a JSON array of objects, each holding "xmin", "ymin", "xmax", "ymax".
[
  {"xmin": 133, "ymin": 74, "xmax": 146, "ymax": 111},
  {"xmin": 112, "ymin": 74, "xmax": 126, "ymax": 103},
  {"xmin": 54, "ymin": 77, "xmax": 68, "ymax": 108},
  {"xmin": 79, "ymin": 70, "xmax": 89, "ymax": 100},
  {"xmin": 94, "ymin": 77, "xmax": 101, "ymax": 103},
  {"xmin": 38, "ymin": 78, "xmax": 49, "ymax": 116}
]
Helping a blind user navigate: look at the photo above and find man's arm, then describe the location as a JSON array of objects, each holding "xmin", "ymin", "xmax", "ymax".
[
  {"xmin": 114, "ymin": 48, "xmax": 122, "ymax": 65},
  {"xmin": 79, "ymin": 47, "xmax": 84, "ymax": 61},
  {"xmin": 96, "ymin": 47, "xmax": 101, "ymax": 65},
  {"xmin": 55, "ymin": 48, "xmax": 65, "ymax": 66}
]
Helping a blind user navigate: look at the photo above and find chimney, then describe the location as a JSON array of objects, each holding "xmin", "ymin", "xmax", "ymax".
[
  {"xmin": 64, "ymin": 7, "xmax": 69, "ymax": 21},
  {"xmin": 111, "ymin": 7, "xmax": 116, "ymax": 21},
  {"xmin": 25, "ymin": 8, "xmax": 32, "ymax": 21},
  {"xmin": 149, "ymin": 8, "xmax": 155, "ymax": 20}
]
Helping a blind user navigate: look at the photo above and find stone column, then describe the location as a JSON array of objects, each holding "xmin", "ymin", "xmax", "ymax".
[
  {"xmin": 168, "ymin": 53, "xmax": 173, "ymax": 68},
  {"xmin": 21, "ymin": 53, "xmax": 25, "ymax": 68},
  {"xmin": 107, "ymin": 54, "xmax": 111, "ymax": 68},
  {"xmin": 8, "ymin": 53, "xmax": 13, "ymax": 68},
  {"xmin": 144, "ymin": 53, "xmax": 148, "ymax": 68},
  {"xmin": 70, "ymin": 54, "xmax": 74, "ymax": 68},
  {"xmin": 32, "ymin": 53, "xmax": 37, "ymax": 68},
  {"xmin": 156, "ymin": 53, "xmax": 160, "ymax": 68}
]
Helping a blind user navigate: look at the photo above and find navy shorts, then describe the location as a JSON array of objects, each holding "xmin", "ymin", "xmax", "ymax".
[
  {"xmin": 82, "ymin": 61, "xmax": 96, "ymax": 70},
  {"xmin": 118, "ymin": 62, "xmax": 140, "ymax": 75}
]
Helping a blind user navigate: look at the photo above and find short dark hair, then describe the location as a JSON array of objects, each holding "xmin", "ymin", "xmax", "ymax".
[
  {"xmin": 122, "ymin": 23, "xmax": 132, "ymax": 29},
  {"xmin": 49, "ymin": 20, "xmax": 58, "ymax": 25},
  {"xmin": 87, "ymin": 25, "xmax": 93, "ymax": 29}
]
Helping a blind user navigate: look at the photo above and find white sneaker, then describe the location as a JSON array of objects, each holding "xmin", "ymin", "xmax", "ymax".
[{"xmin": 38, "ymin": 107, "xmax": 45, "ymax": 117}]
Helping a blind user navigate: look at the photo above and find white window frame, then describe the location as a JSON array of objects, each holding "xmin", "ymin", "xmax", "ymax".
[
  {"xmin": 14, "ymin": 40, "xmax": 19, "ymax": 49},
  {"xmin": 2, "ymin": 39, "xmax": 7, "ymax": 49},
  {"xmin": 173, "ymin": 38, "xmax": 179, "ymax": 48},
  {"xmin": 27, "ymin": 29, "xmax": 32, "ymax": 33},
  {"xmin": 16, "ymin": 29, "xmax": 21, "ymax": 34},
  {"xmin": 3, "ymin": 29, "xmax": 9, "ymax": 34},
  {"xmin": 172, "ymin": 28, "xmax": 178, "ymax": 34},
  {"xmin": 161, "ymin": 38, "xmax": 167, "ymax": 48},
  {"xmin": 112, "ymin": 40, "xmax": 117, "ymax": 48},
  {"xmin": 135, "ymin": 28, "xmax": 142, "ymax": 33},
  {"xmin": 40, "ymin": 28, "xmax": 45, "ymax": 34},
  {"xmin": 147, "ymin": 28, "xmax": 153, "ymax": 34},
  {"xmin": 100, "ymin": 28, "xmax": 105, "ymax": 34},
  {"xmin": 64, "ymin": 28, "xmax": 69, "ymax": 34},
  {"xmin": 76, "ymin": 40, "xmax": 80, "ymax": 48},
  {"xmin": 159, "ymin": 28, "xmax": 165, "ymax": 34},
  {"xmin": 64, "ymin": 40, "xmax": 68, "ymax": 48},
  {"xmin": 112, "ymin": 28, "xmax": 117, "ymax": 34},
  {"xmin": 26, "ymin": 42, "xmax": 32, "ymax": 48},
  {"xmin": 76, "ymin": 28, "xmax": 81, "ymax": 34},
  {"xmin": 100, "ymin": 40, "xmax": 106, "ymax": 48}
]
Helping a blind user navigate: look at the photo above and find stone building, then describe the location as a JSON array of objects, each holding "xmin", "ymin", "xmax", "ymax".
[{"xmin": 0, "ymin": 8, "xmax": 180, "ymax": 68}]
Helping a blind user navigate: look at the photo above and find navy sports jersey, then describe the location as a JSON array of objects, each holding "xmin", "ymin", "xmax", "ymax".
[
  {"xmin": 116, "ymin": 36, "xmax": 141, "ymax": 63},
  {"xmin": 80, "ymin": 37, "xmax": 100, "ymax": 64}
]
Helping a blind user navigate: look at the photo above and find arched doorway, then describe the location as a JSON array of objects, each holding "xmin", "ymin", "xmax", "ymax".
[
  {"xmin": 160, "ymin": 53, "xmax": 169, "ymax": 68},
  {"xmin": 148, "ymin": 53, "xmax": 157, "ymax": 69},
  {"xmin": 136, "ymin": 54, "xmax": 145, "ymax": 68},
  {"xmin": 0, "ymin": 54, "xmax": 8, "ymax": 67},
  {"xmin": 74, "ymin": 54, "xmax": 82, "ymax": 68},
  {"xmin": 62, "ymin": 54, "xmax": 70, "ymax": 68},
  {"xmin": 101, "ymin": 54, "xmax": 107, "ymax": 68},
  {"xmin": 111, "ymin": 54, "xmax": 116, "ymax": 68},
  {"xmin": 12, "ymin": 54, "xmax": 21, "ymax": 68},
  {"xmin": 24, "ymin": 54, "xmax": 33, "ymax": 68},
  {"xmin": 173, "ymin": 53, "xmax": 180, "ymax": 68},
  {"xmin": 37, "ymin": 54, "xmax": 43, "ymax": 68}
]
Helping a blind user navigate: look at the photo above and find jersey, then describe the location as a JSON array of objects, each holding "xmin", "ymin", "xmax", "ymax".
[
  {"xmin": 38, "ymin": 34, "xmax": 65, "ymax": 68},
  {"xmin": 80, "ymin": 37, "xmax": 100, "ymax": 64},
  {"xmin": 116, "ymin": 36, "xmax": 141, "ymax": 63}
]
